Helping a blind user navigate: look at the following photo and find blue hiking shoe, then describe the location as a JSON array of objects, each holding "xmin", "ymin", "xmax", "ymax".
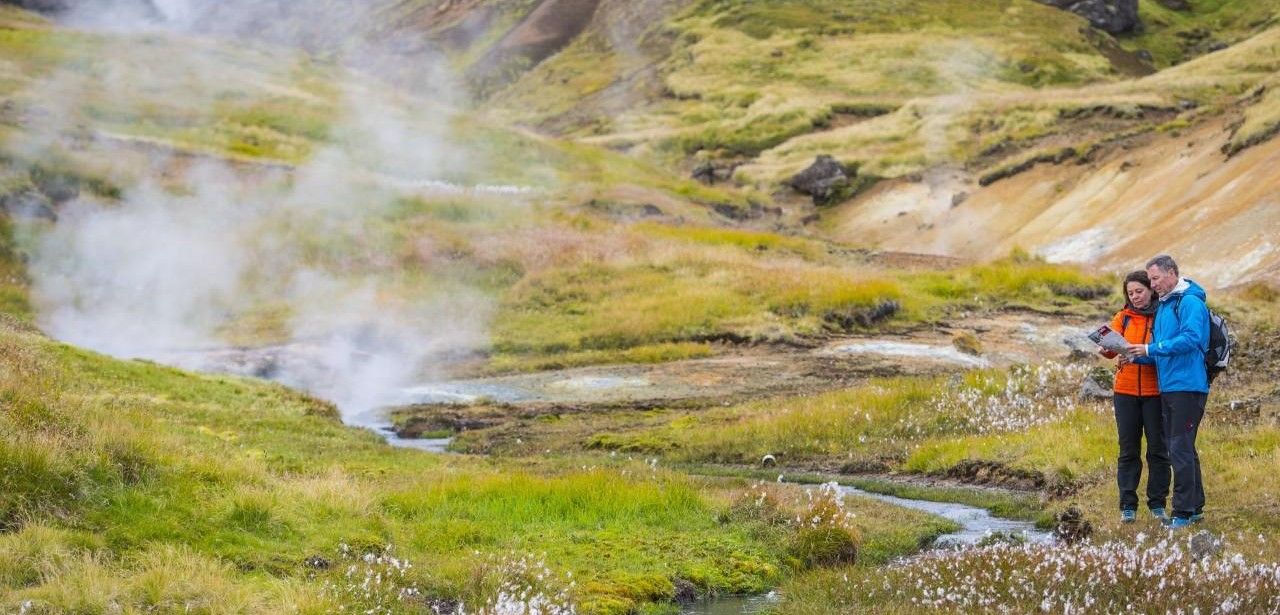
[
  {"xmin": 1121, "ymin": 509, "xmax": 1137, "ymax": 523},
  {"xmin": 1164, "ymin": 516, "xmax": 1194, "ymax": 529},
  {"xmin": 1190, "ymin": 512, "xmax": 1204, "ymax": 523},
  {"xmin": 1150, "ymin": 507, "xmax": 1168, "ymax": 521}
]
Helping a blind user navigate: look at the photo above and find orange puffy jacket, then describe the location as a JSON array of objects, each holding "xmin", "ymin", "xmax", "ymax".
[{"xmin": 1104, "ymin": 307, "xmax": 1159, "ymax": 397}]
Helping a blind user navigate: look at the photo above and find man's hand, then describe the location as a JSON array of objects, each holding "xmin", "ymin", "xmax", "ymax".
[
  {"xmin": 1116, "ymin": 354, "xmax": 1130, "ymax": 367},
  {"xmin": 1125, "ymin": 343, "xmax": 1148, "ymax": 358}
]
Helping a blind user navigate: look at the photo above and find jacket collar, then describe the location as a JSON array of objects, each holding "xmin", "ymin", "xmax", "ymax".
[{"xmin": 1160, "ymin": 277, "xmax": 1190, "ymax": 302}]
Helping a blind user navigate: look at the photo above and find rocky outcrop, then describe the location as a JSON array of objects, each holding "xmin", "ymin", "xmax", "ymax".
[
  {"xmin": 787, "ymin": 155, "xmax": 850, "ymax": 205},
  {"xmin": 1036, "ymin": 0, "xmax": 1140, "ymax": 35},
  {"xmin": 0, "ymin": 189, "xmax": 56, "ymax": 222},
  {"xmin": 0, "ymin": 0, "xmax": 70, "ymax": 12}
]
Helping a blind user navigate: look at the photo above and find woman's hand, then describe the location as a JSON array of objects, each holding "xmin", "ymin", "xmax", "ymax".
[{"xmin": 1116, "ymin": 354, "xmax": 1130, "ymax": 367}]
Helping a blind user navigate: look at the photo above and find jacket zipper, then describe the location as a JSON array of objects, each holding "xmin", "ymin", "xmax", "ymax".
[{"xmin": 1134, "ymin": 316, "xmax": 1142, "ymax": 397}]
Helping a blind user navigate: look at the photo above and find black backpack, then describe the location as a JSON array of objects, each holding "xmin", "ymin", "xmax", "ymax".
[{"xmin": 1173, "ymin": 297, "xmax": 1234, "ymax": 385}]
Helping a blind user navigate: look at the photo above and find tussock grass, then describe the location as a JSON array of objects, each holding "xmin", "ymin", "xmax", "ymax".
[
  {"xmin": 1126, "ymin": 0, "xmax": 1280, "ymax": 68},
  {"xmin": 1226, "ymin": 77, "xmax": 1280, "ymax": 155},
  {"xmin": 491, "ymin": 247, "xmax": 1108, "ymax": 364},
  {"xmin": 0, "ymin": 215, "xmax": 30, "ymax": 321}
]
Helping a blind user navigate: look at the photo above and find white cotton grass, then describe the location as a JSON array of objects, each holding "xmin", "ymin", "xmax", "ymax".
[
  {"xmin": 895, "ymin": 362, "xmax": 1096, "ymax": 437},
  {"xmin": 849, "ymin": 533, "xmax": 1280, "ymax": 613},
  {"xmin": 319, "ymin": 545, "xmax": 576, "ymax": 614}
]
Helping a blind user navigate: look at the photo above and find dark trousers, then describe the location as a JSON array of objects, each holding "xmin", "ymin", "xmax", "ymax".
[
  {"xmin": 1114, "ymin": 394, "xmax": 1170, "ymax": 511},
  {"xmin": 1161, "ymin": 392, "xmax": 1207, "ymax": 518}
]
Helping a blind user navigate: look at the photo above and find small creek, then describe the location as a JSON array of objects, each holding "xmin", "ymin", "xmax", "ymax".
[{"xmin": 677, "ymin": 482, "xmax": 1051, "ymax": 614}]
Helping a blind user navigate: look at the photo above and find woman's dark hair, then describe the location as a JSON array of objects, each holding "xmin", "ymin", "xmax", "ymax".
[{"xmin": 1123, "ymin": 270, "xmax": 1153, "ymax": 309}]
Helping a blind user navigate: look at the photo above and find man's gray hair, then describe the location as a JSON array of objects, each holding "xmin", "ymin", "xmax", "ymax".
[{"xmin": 1146, "ymin": 254, "xmax": 1179, "ymax": 276}]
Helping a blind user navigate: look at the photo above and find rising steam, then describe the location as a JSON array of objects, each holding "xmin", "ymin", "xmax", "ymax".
[{"xmin": 17, "ymin": 1, "xmax": 512, "ymax": 426}]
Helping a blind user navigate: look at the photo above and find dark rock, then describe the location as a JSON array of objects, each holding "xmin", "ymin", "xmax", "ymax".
[
  {"xmin": 1053, "ymin": 505, "xmax": 1093, "ymax": 544},
  {"xmin": 0, "ymin": 0, "xmax": 71, "ymax": 12},
  {"xmin": 586, "ymin": 199, "xmax": 664, "ymax": 220},
  {"xmin": 760, "ymin": 454, "xmax": 777, "ymax": 468},
  {"xmin": 672, "ymin": 578, "xmax": 699, "ymax": 605},
  {"xmin": 1156, "ymin": 0, "xmax": 1190, "ymax": 10},
  {"xmin": 823, "ymin": 299, "xmax": 900, "ymax": 332},
  {"xmin": 1206, "ymin": 41, "xmax": 1229, "ymax": 52},
  {"xmin": 31, "ymin": 167, "xmax": 80, "ymax": 204},
  {"xmin": 691, "ymin": 161, "xmax": 716, "ymax": 184},
  {"xmin": 1177, "ymin": 98, "xmax": 1198, "ymax": 111},
  {"xmin": 1188, "ymin": 531, "xmax": 1223, "ymax": 560},
  {"xmin": 711, "ymin": 201, "xmax": 765, "ymax": 221},
  {"xmin": 303, "ymin": 555, "xmax": 331, "ymax": 570},
  {"xmin": 1136, "ymin": 49, "xmax": 1155, "ymax": 63},
  {"xmin": 951, "ymin": 192, "xmax": 968, "ymax": 208},
  {"xmin": 1036, "ymin": 0, "xmax": 1140, "ymax": 35},
  {"xmin": 0, "ymin": 189, "xmax": 56, "ymax": 222},
  {"xmin": 692, "ymin": 161, "xmax": 740, "ymax": 185},
  {"xmin": 424, "ymin": 598, "xmax": 461, "ymax": 615},
  {"xmin": 1079, "ymin": 375, "xmax": 1114, "ymax": 401},
  {"xmin": 786, "ymin": 155, "xmax": 849, "ymax": 205}
]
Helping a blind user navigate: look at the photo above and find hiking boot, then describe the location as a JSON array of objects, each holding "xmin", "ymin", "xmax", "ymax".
[
  {"xmin": 1189, "ymin": 512, "xmax": 1204, "ymax": 523},
  {"xmin": 1164, "ymin": 516, "xmax": 1194, "ymax": 529},
  {"xmin": 1121, "ymin": 509, "xmax": 1137, "ymax": 523},
  {"xmin": 1150, "ymin": 507, "xmax": 1168, "ymax": 521}
]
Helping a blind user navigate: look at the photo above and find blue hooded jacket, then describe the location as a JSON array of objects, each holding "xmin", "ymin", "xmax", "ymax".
[{"xmin": 1144, "ymin": 278, "xmax": 1210, "ymax": 393}]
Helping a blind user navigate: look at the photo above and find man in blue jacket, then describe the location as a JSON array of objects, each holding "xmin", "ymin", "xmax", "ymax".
[{"xmin": 1126, "ymin": 255, "xmax": 1209, "ymax": 528}]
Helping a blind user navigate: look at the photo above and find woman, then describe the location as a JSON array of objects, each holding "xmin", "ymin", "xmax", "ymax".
[{"xmin": 1101, "ymin": 271, "xmax": 1170, "ymax": 522}]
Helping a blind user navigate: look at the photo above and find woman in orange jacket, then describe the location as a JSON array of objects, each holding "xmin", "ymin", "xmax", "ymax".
[{"xmin": 1101, "ymin": 270, "xmax": 1170, "ymax": 522}]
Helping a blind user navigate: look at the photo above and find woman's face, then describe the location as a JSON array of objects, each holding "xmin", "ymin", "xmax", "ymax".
[{"xmin": 1127, "ymin": 281, "xmax": 1153, "ymax": 309}]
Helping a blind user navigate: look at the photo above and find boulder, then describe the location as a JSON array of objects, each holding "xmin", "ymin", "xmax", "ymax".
[
  {"xmin": 1188, "ymin": 531, "xmax": 1223, "ymax": 560},
  {"xmin": 0, "ymin": 189, "xmax": 56, "ymax": 222},
  {"xmin": 1036, "ymin": 0, "xmax": 1140, "ymax": 35},
  {"xmin": 1052, "ymin": 505, "xmax": 1093, "ymax": 544},
  {"xmin": 1156, "ymin": 0, "xmax": 1190, "ymax": 10},
  {"xmin": 0, "ymin": 0, "xmax": 71, "ymax": 12},
  {"xmin": 787, "ymin": 155, "xmax": 849, "ymax": 205},
  {"xmin": 31, "ymin": 168, "xmax": 81, "ymax": 204},
  {"xmin": 1079, "ymin": 375, "xmax": 1114, "ymax": 400}
]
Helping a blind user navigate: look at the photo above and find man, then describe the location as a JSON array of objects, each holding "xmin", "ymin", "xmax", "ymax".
[{"xmin": 1126, "ymin": 255, "xmax": 1209, "ymax": 529}]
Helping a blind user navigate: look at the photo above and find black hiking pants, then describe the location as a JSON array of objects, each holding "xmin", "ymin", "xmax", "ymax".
[
  {"xmin": 1161, "ymin": 391, "xmax": 1207, "ymax": 519},
  {"xmin": 1114, "ymin": 394, "xmax": 1170, "ymax": 512}
]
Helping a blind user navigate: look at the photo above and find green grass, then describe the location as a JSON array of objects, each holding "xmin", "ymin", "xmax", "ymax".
[
  {"xmin": 1125, "ymin": 0, "xmax": 1280, "ymax": 68},
  {"xmin": 490, "ymin": 247, "xmax": 1108, "ymax": 363},
  {"xmin": 0, "ymin": 214, "xmax": 30, "ymax": 322},
  {"xmin": 0, "ymin": 318, "xmax": 992, "ymax": 612},
  {"xmin": 0, "ymin": 323, "xmax": 799, "ymax": 613}
]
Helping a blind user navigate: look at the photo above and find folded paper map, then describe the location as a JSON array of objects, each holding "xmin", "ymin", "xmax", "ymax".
[{"xmin": 1088, "ymin": 324, "xmax": 1129, "ymax": 354}]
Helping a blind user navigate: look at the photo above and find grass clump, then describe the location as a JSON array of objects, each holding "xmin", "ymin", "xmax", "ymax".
[
  {"xmin": 0, "ymin": 214, "xmax": 31, "ymax": 321},
  {"xmin": 1225, "ymin": 78, "xmax": 1280, "ymax": 155}
]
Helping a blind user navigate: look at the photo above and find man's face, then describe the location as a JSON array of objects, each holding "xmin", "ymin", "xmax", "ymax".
[{"xmin": 1147, "ymin": 265, "xmax": 1177, "ymax": 296}]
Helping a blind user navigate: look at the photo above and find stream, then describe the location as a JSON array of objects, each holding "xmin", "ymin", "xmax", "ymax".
[{"xmin": 675, "ymin": 482, "xmax": 1051, "ymax": 614}]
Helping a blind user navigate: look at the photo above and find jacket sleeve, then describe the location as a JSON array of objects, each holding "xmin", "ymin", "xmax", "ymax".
[
  {"xmin": 1133, "ymin": 356, "xmax": 1155, "ymax": 365},
  {"xmin": 1149, "ymin": 296, "xmax": 1209, "ymax": 358}
]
